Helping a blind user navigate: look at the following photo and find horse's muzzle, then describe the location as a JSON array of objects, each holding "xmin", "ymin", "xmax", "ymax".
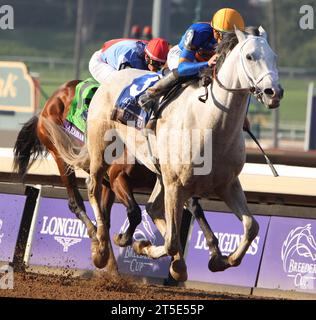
[{"xmin": 264, "ymin": 84, "xmax": 284, "ymax": 109}]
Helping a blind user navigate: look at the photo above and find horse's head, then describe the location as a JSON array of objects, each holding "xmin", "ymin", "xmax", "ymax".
[{"xmin": 235, "ymin": 26, "xmax": 284, "ymax": 109}]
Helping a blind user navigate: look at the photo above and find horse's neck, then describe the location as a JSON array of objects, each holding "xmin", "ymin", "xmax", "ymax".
[{"xmin": 210, "ymin": 46, "xmax": 249, "ymax": 142}]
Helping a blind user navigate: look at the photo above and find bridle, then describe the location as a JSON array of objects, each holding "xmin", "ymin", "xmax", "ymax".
[{"xmin": 212, "ymin": 36, "xmax": 278, "ymax": 103}]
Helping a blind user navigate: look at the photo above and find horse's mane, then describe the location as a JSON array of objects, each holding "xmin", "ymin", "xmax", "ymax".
[{"xmin": 215, "ymin": 26, "xmax": 260, "ymax": 72}]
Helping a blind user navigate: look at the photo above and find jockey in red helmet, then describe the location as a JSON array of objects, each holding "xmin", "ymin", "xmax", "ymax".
[
  {"xmin": 89, "ymin": 38, "xmax": 169, "ymax": 83},
  {"xmin": 144, "ymin": 37, "xmax": 169, "ymax": 72}
]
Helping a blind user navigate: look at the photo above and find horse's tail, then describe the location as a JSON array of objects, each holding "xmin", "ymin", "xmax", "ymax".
[
  {"xmin": 13, "ymin": 116, "xmax": 47, "ymax": 178},
  {"xmin": 41, "ymin": 117, "xmax": 90, "ymax": 170}
]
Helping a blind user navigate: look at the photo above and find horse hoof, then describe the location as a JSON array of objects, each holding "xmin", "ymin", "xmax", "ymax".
[
  {"xmin": 92, "ymin": 251, "xmax": 108, "ymax": 269},
  {"xmin": 91, "ymin": 240, "xmax": 108, "ymax": 269},
  {"xmin": 169, "ymin": 260, "xmax": 188, "ymax": 282},
  {"xmin": 113, "ymin": 233, "xmax": 132, "ymax": 247},
  {"xmin": 208, "ymin": 254, "xmax": 230, "ymax": 272},
  {"xmin": 227, "ymin": 254, "xmax": 242, "ymax": 267},
  {"xmin": 132, "ymin": 240, "xmax": 152, "ymax": 255}
]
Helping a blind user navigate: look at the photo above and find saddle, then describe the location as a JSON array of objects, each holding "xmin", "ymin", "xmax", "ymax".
[
  {"xmin": 144, "ymin": 78, "xmax": 195, "ymax": 130},
  {"xmin": 145, "ymin": 69, "xmax": 212, "ymax": 131},
  {"xmin": 111, "ymin": 69, "xmax": 210, "ymax": 131}
]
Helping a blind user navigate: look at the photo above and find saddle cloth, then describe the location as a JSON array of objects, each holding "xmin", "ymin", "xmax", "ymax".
[
  {"xmin": 64, "ymin": 78, "xmax": 100, "ymax": 143},
  {"xmin": 111, "ymin": 73, "xmax": 161, "ymax": 130}
]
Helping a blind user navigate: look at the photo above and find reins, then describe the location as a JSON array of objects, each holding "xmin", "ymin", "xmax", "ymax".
[
  {"xmin": 198, "ymin": 66, "xmax": 253, "ymax": 103},
  {"xmin": 212, "ymin": 66, "xmax": 255, "ymax": 94}
]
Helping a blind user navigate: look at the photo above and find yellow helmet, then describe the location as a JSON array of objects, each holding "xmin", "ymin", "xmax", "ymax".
[{"xmin": 211, "ymin": 8, "xmax": 245, "ymax": 33}]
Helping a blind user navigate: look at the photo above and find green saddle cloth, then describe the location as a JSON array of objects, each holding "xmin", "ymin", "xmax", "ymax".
[{"xmin": 66, "ymin": 77, "xmax": 100, "ymax": 134}]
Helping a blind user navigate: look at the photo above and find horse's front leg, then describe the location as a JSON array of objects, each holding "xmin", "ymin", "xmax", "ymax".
[
  {"xmin": 132, "ymin": 177, "xmax": 187, "ymax": 281},
  {"xmin": 164, "ymin": 184, "xmax": 187, "ymax": 282},
  {"xmin": 214, "ymin": 178, "xmax": 259, "ymax": 271},
  {"xmin": 186, "ymin": 198, "xmax": 223, "ymax": 272}
]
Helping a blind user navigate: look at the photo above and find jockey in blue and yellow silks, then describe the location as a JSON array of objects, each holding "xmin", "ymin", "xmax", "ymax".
[
  {"xmin": 138, "ymin": 8, "xmax": 245, "ymax": 110},
  {"xmin": 169, "ymin": 22, "xmax": 217, "ymax": 77}
]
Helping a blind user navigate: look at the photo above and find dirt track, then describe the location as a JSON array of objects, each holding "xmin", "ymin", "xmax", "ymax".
[{"xmin": 0, "ymin": 270, "xmax": 261, "ymax": 300}]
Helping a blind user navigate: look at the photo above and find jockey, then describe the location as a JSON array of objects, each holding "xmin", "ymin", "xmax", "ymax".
[
  {"xmin": 138, "ymin": 8, "xmax": 245, "ymax": 111},
  {"xmin": 89, "ymin": 37, "xmax": 170, "ymax": 83}
]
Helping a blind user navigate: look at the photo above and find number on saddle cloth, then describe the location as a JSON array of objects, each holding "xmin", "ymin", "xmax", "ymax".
[{"xmin": 111, "ymin": 73, "xmax": 161, "ymax": 130}]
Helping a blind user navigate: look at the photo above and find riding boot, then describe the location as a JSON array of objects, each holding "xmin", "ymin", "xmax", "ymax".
[{"xmin": 138, "ymin": 70, "xmax": 179, "ymax": 112}]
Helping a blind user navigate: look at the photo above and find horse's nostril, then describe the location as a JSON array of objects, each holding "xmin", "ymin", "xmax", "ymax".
[{"xmin": 264, "ymin": 88, "xmax": 275, "ymax": 96}]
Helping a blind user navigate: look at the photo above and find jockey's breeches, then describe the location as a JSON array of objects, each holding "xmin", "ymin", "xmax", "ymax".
[{"xmin": 89, "ymin": 49, "xmax": 116, "ymax": 83}]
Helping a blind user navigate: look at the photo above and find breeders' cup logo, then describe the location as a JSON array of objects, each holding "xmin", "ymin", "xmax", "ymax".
[
  {"xmin": 40, "ymin": 216, "xmax": 91, "ymax": 252},
  {"xmin": 119, "ymin": 210, "xmax": 156, "ymax": 273},
  {"xmin": 0, "ymin": 219, "xmax": 4, "ymax": 244},
  {"xmin": 281, "ymin": 224, "xmax": 316, "ymax": 290}
]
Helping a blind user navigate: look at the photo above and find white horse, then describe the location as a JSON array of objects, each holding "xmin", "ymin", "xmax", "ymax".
[{"xmin": 47, "ymin": 27, "xmax": 283, "ymax": 281}]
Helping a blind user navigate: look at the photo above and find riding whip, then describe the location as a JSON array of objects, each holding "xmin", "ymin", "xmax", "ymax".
[{"xmin": 245, "ymin": 128, "xmax": 279, "ymax": 177}]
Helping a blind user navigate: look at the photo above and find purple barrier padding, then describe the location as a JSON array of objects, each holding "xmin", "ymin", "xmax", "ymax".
[
  {"xmin": 257, "ymin": 216, "xmax": 316, "ymax": 293},
  {"xmin": 185, "ymin": 211, "xmax": 270, "ymax": 287},
  {"xmin": 28, "ymin": 197, "xmax": 170, "ymax": 278},
  {"xmin": 0, "ymin": 193, "xmax": 26, "ymax": 262}
]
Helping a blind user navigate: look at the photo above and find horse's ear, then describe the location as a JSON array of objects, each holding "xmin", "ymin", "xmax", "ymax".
[
  {"xmin": 258, "ymin": 26, "xmax": 268, "ymax": 40},
  {"xmin": 234, "ymin": 25, "xmax": 246, "ymax": 42}
]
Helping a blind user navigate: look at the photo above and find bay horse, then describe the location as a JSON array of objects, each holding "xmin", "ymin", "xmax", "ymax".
[
  {"xmin": 44, "ymin": 27, "xmax": 283, "ymax": 282},
  {"xmin": 13, "ymin": 79, "xmax": 215, "ymax": 275}
]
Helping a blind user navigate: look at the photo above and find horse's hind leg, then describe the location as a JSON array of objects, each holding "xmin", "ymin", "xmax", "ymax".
[
  {"xmin": 50, "ymin": 150, "xmax": 97, "ymax": 240},
  {"xmin": 87, "ymin": 158, "xmax": 110, "ymax": 269},
  {"xmin": 133, "ymin": 177, "xmax": 168, "ymax": 259},
  {"xmin": 186, "ymin": 198, "xmax": 223, "ymax": 272},
  {"xmin": 100, "ymin": 182, "xmax": 118, "ymax": 275},
  {"xmin": 215, "ymin": 178, "xmax": 259, "ymax": 271},
  {"xmin": 37, "ymin": 108, "xmax": 96, "ymax": 240},
  {"xmin": 112, "ymin": 172, "xmax": 142, "ymax": 247},
  {"xmin": 87, "ymin": 121, "xmax": 117, "ymax": 269}
]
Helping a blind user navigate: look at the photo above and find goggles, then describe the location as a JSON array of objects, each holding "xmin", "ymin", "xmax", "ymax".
[
  {"xmin": 214, "ymin": 29, "xmax": 224, "ymax": 41},
  {"xmin": 145, "ymin": 56, "xmax": 165, "ymax": 69}
]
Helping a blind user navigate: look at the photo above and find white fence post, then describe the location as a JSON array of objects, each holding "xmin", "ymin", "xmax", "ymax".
[{"xmin": 304, "ymin": 82, "xmax": 316, "ymax": 151}]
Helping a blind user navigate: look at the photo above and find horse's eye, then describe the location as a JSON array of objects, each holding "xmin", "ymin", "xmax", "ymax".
[{"xmin": 246, "ymin": 53, "xmax": 253, "ymax": 61}]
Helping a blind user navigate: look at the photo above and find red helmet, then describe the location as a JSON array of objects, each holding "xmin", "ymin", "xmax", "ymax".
[{"xmin": 145, "ymin": 38, "xmax": 169, "ymax": 63}]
